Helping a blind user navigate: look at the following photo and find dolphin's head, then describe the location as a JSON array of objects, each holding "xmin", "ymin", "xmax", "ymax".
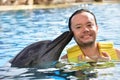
[{"xmin": 38, "ymin": 31, "xmax": 73, "ymax": 68}]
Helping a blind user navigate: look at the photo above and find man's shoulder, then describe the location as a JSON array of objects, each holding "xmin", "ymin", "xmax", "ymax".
[{"xmin": 98, "ymin": 41, "xmax": 114, "ymax": 48}]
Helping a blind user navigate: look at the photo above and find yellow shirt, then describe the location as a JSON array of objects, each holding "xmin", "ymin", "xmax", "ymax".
[{"xmin": 67, "ymin": 42, "xmax": 118, "ymax": 63}]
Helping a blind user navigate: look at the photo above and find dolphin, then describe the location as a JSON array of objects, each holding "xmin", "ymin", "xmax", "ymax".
[{"xmin": 10, "ymin": 31, "xmax": 73, "ymax": 68}]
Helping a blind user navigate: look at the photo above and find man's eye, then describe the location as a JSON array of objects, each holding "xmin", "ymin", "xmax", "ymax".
[
  {"xmin": 76, "ymin": 26, "xmax": 81, "ymax": 29},
  {"xmin": 87, "ymin": 24, "xmax": 92, "ymax": 27}
]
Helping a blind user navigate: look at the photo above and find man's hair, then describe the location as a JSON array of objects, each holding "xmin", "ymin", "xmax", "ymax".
[{"xmin": 68, "ymin": 9, "xmax": 97, "ymax": 31}]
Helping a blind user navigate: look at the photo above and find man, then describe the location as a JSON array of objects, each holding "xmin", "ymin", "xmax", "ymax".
[{"xmin": 61, "ymin": 9, "xmax": 120, "ymax": 63}]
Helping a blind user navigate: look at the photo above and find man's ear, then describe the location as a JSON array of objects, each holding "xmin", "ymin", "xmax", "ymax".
[{"xmin": 96, "ymin": 25, "xmax": 99, "ymax": 32}]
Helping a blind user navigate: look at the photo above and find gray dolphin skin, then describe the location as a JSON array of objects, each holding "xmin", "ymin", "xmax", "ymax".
[{"xmin": 10, "ymin": 31, "xmax": 73, "ymax": 68}]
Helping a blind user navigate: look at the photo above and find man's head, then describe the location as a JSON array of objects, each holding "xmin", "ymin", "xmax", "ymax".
[{"xmin": 68, "ymin": 9, "xmax": 98, "ymax": 47}]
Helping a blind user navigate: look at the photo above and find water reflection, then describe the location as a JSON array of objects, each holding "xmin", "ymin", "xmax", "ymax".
[
  {"xmin": 1, "ymin": 61, "xmax": 120, "ymax": 80},
  {"xmin": 0, "ymin": 65, "xmax": 97, "ymax": 80}
]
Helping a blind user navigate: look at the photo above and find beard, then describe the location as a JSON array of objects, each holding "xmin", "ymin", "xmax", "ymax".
[{"xmin": 74, "ymin": 38, "xmax": 95, "ymax": 48}]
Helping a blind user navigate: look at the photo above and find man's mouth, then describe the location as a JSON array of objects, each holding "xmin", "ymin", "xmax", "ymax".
[{"xmin": 81, "ymin": 34, "xmax": 92, "ymax": 39}]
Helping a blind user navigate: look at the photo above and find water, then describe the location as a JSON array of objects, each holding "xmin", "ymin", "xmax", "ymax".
[{"xmin": 0, "ymin": 3, "xmax": 120, "ymax": 80}]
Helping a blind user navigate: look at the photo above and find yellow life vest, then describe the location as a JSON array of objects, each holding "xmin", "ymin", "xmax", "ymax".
[{"xmin": 67, "ymin": 42, "xmax": 118, "ymax": 63}]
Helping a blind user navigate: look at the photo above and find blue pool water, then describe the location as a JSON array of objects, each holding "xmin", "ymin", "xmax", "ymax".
[{"xmin": 0, "ymin": 3, "xmax": 120, "ymax": 80}]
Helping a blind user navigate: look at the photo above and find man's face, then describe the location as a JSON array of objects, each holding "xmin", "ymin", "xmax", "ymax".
[{"xmin": 71, "ymin": 12, "xmax": 98, "ymax": 47}]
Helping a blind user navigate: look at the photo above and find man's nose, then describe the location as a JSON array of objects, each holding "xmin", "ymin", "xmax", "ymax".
[{"xmin": 82, "ymin": 27, "xmax": 89, "ymax": 32}]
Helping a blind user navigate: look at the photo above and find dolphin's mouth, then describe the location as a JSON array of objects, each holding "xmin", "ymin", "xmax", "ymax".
[{"xmin": 47, "ymin": 31, "xmax": 73, "ymax": 50}]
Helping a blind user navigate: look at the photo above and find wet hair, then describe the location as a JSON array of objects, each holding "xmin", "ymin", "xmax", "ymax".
[{"xmin": 68, "ymin": 9, "xmax": 97, "ymax": 31}]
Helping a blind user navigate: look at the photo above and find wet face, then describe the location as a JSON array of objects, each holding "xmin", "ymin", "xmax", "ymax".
[{"xmin": 71, "ymin": 12, "xmax": 98, "ymax": 47}]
